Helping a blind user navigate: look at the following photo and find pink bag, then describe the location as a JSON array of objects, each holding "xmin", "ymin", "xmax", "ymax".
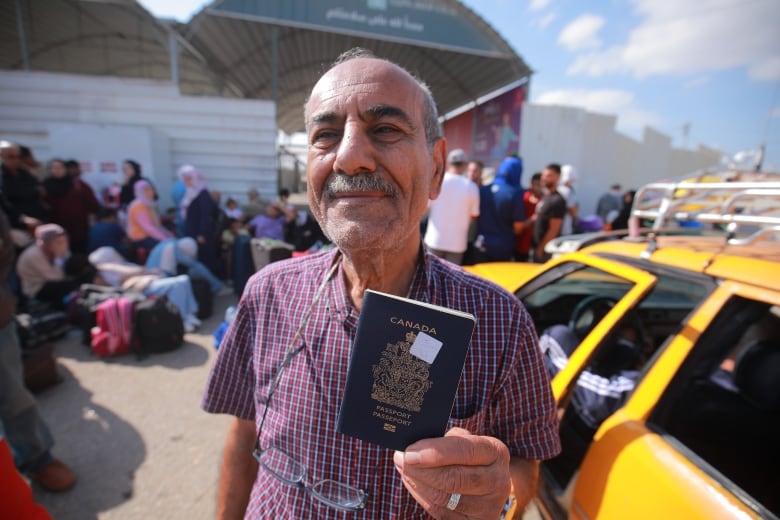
[{"xmin": 90, "ymin": 297, "xmax": 136, "ymax": 357}]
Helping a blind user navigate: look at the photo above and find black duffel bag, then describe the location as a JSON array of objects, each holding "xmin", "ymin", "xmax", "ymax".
[{"xmin": 132, "ymin": 296, "xmax": 184, "ymax": 357}]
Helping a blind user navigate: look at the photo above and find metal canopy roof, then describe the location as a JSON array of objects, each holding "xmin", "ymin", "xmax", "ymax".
[
  {"xmin": 0, "ymin": 0, "xmax": 227, "ymax": 96},
  {"xmin": 3, "ymin": 0, "xmax": 532, "ymax": 134}
]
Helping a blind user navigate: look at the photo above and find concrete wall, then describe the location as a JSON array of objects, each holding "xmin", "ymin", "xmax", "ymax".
[
  {"xmin": 520, "ymin": 103, "xmax": 723, "ymax": 218},
  {"xmin": 0, "ymin": 70, "xmax": 277, "ymax": 207}
]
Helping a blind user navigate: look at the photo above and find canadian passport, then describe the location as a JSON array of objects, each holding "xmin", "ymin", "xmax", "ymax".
[{"xmin": 337, "ymin": 289, "xmax": 476, "ymax": 451}]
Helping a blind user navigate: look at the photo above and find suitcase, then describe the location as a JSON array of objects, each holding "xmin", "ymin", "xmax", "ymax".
[
  {"xmin": 232, "ymin": 234, "xmax": 255, "ymax": 297},
  {"xmin": 250, "ymin": 238, "xmax": 294, "ymax": 271},
  {"xmin": 15, "ymin": 304, "xmax": 70, "ymax": 349},
  {"xmin": 190, "ymin": 276, "xmax": 213, "ymax": 320}
]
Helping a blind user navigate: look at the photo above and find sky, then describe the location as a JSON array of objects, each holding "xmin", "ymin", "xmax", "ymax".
[{"xmin": 138, "ymin": 0, "xmax": 780, "ymax": 169}]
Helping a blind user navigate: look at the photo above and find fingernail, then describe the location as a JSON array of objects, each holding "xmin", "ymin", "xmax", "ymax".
[
  {"xmin": 393, "ymin": 450, "xmax": 404, "ymax": 467},
  {"xmin": 404, "ymin": 451, "xmax": 421, "ymax": 464}
]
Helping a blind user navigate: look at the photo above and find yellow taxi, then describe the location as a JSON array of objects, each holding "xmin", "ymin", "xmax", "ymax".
[{"xmin": 466, "ymin": 171, "xmax": 780, "ymax": 519}]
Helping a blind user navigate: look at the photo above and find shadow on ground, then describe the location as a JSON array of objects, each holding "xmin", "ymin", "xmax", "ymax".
[
  {"xmin": 56, "ymin": 330, "xmax": 212, "ymax": 370},
  {"xmin": 31, "ymin": 365, "xmax": 146, "ymax": 520}
]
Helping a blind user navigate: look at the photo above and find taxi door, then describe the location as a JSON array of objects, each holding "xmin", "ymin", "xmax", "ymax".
[{"xmin": 568, "ymin": 281, "xmax": 780, "ymax": 519}]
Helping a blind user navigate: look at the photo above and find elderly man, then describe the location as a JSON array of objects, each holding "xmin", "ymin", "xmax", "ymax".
[
  {"xmin": 17, "ymin": 224, "xmax": 98, "ymax": 309},
  {"xmin": 202, "ymin": 48, "xmax": 559, "ymax": 519}
]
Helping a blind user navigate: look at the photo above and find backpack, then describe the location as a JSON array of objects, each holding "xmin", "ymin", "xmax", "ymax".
[
  {"xmin": 90, "ymin": 297, "xmax": 136, "ymax": 357},
  {"xmin": 133, "ymin": 296, "xmax": 184, "ymax": 356}
]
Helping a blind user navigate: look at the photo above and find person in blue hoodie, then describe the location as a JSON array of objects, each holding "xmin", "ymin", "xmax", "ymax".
[{"xmin": 474, "ymin": 155, "xmax": 529, "ymax": 262}]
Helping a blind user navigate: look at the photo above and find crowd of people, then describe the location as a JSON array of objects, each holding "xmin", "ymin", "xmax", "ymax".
[{"xmin": 423, "ymin": 151, "xmax": 638, "ymax": 266}]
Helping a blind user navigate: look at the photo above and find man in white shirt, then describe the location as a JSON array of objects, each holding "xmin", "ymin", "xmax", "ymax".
[{"xmin": 423, "ymin": 149, "xmax": 479, "ymax": 264}]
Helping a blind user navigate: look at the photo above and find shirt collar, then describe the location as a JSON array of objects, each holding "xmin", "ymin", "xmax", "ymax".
[{"xmin": 327, "ymin": 244, "xmax": 432, "ymax": 326}]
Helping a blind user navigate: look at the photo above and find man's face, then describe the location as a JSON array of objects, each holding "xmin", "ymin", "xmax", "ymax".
[
  {"xmin": 530, "ymin": 178, "xmax": 542, "ymax": 196},
  {"xmin": 46, "ymin": 235, "xmax": 69, "ymax": 259},
  {"xmin": 50, "ymin": 161, "xmax": 67, "ymax": 178},
  {"xmin": 1, "ymin": 146, "xmax": 21, "ymax": 170},
  {"xmin": 466, "ymin": 162, "xmax": 483, "ymax": 185},
  {"xmin": 304, "ymin": 58, "xmax": 445, "ymax": 252},
  {"xmin": 541, "ymin": 168, "xmax": 560, "ymax": 191}
]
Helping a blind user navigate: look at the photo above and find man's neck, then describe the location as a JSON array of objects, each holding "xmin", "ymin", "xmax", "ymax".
[{"xmin": 339, "ymin": 238, "xmax": 421, "ymax": 311}]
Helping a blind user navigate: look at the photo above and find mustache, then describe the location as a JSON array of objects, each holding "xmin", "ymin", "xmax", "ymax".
[{"xmin": 323, "ymin": 174, "xmax": 397, "ymax": 198}]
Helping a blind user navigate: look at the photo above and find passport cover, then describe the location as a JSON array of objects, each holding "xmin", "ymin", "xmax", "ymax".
[{"xmin": 337, "ymin": 289, "xmax": 476, "ymax": 451}]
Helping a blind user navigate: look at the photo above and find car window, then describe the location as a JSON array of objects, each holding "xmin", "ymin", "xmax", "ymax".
[
  {"xmin": 650, "ymin": 298, "xmax": 780, "ymax": 517},
  {"xmin": 517, "ymin": 263, "xmax": 634, "ymax": 336},
  {"xmin": 537, "ymin": 267, "xmax": 713, "ymax": 502}
]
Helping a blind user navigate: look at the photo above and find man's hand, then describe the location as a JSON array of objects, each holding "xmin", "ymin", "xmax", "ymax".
[{"xmin": 393, "ymin": 428, "xmax": 512, "ymax": 519}]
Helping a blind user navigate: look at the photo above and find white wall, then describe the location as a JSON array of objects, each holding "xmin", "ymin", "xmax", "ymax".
[
  {"xmin": 520, "ymin": 103, "xmax": 723, "ymax": 218},
  {"xmin": 0, "ymin": 70, "xmax": 277, "ymax": 208}
]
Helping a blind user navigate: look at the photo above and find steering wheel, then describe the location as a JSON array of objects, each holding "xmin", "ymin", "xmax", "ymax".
[
  {"xmin": 568, "ymin": 295, "xmax": 619, "ymax": 340},
  {"xmin": 569, "ymin": 294, "xmax": 648, "ymax": 374}
]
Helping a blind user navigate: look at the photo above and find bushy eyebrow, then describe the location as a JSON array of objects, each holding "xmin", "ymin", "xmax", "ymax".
[
  {"xmin": 365, "ymin": 104, "xmax": 417, "ymax": 132},
  {"xmin": 308, "ymin": 104, "xmax": 417, "ymax": 132}
]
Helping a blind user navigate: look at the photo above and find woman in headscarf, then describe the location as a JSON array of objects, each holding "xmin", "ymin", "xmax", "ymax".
[
  {"xmin": 119, "ymin": 160, "xmax": 156, "ymax": 209},
  {"xmin": 126, "ymin": 180, "xmax": 173, "ymax": 254},
  {"xmin": 43, "ymin": 158, "xmax": 100, "ymax": 254},
  {"xmin": 178, "ymin": 165, "xmax": 222, "ymax": 277}
]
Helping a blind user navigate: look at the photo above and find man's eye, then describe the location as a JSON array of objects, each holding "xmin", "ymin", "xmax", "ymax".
[
  {"xmin": 311, "ymin": 130, "xmax": 340, "ymax": 144},
  {"xmin": 374, "ymin": 125, "xmax": 402, "ymax": 139}
]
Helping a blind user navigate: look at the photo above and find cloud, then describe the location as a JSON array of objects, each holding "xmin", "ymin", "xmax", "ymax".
[
  {"xmin": 771, "ymin": 107, "xmax": 780, "ymax": 119},
  {"xmin": 566, "ymin": 0, "xmax": 779, "ymax": 80},
  {"xmin": 534, "ymin": 88, "xmax": 662, "ymax": 135},
  {"xmin": 557, "ymin": 14, "xmax": 605, "ymax": 51},
  {"xmin": 533, "ymin": 12, "xmax": 557, "ymax": 30},
  {"xmin": 529, "ymin": 0, "xmax": 551, "ymax": 12},
  {"xmin": 684, "ymin": 76, "xmax": 709, "ymax": 88},
  {"xmin": 749, "ymin": 57, "xmax": 780, "ymax": 82}
]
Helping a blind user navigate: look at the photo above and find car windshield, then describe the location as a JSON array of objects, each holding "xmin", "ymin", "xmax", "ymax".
[{"xmin": 518, "ymin": 263, "xmax": 633, "ymax": 335}]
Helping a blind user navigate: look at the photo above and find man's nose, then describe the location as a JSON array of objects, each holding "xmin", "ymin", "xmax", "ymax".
[{"xmin": 333, "ymin": 124, "xmax": 376, "ymax": 176}]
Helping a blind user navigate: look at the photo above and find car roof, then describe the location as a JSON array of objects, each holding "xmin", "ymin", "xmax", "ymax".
[{"xmin": 583, "ymin": 235, "xmax": 780, "ymax": 291}]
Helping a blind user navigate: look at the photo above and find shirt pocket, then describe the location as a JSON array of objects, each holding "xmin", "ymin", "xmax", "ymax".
[{"xmin": 447, "ymin": 402, "xmax": 489, "ymax": 435}]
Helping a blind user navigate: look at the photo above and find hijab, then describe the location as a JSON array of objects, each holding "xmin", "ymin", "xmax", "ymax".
[
  {"xmin": 120, "ymin": 160, "xmax": 143, "ymax": 207},
  {"xmin": 133, "ymin": 180, "xmax": 156, "ymax": 207},
  {"xmin": 178, "ymin": 164, "xmax": 207, "ymax": 218},
  {"xmin": 43, "ymin": 160, "xmax": 73, "ymax": 198}
]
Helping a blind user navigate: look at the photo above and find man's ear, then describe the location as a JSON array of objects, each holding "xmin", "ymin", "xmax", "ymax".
[{"xmin": 428, "ymin": 138, "xmax": 446, "ymax": 200}]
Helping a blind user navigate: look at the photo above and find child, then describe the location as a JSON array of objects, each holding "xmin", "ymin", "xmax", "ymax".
[{"xmin": 224, "ymin": 197, "xmax": 243, "ymax": 220}]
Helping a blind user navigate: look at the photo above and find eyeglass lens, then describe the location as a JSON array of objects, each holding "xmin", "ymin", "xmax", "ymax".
[{"xmin": 257, "ymin": 447, "xmax": 367, "ymax": 511}]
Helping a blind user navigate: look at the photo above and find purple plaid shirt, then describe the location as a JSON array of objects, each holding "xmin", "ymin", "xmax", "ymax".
[{"xmin": 202, "ymin": 248, "xmax": 560, "ymax": 519}]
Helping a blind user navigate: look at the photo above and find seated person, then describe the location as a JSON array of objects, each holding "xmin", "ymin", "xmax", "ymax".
[
  {"xmin": 539, "ymin": 320, "xmax": 650, "ymax": 430},
  {"xmin": 247, "ymin": 202, "xmax": 296, "ymax": 241},
  {"xmin": 145, "ymin": 237, "xmax": 224, "ymax": 295},
  {"xmin": 126, "ymin": 180, "xmax": 173, "ymax": 252},
  {"xmin": 220, "ymin": 218, "xmax": 249, "ymax": 279},
  {"xmin": 88, "ymin": 207, "xmax": 129, "ymax": 257},
  {"xmin": 17, "ymin": 224, "xmax": 100, "ymax": 309},
  {"xmin": 224, "ymin": 198, "xmax": 243, "ymax": 220},
  {"xmin": 88, "ymin": 247, "xmax": 202, "ymax": 332}
]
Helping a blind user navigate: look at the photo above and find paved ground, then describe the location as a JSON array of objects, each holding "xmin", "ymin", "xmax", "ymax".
[
  {"xmin": 31, "ymin": 292, "xmax": 237, "ymax": 520},
  {"xmin": 29, "ymin": 289, "xmax": 542, "ymax": 520}
]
